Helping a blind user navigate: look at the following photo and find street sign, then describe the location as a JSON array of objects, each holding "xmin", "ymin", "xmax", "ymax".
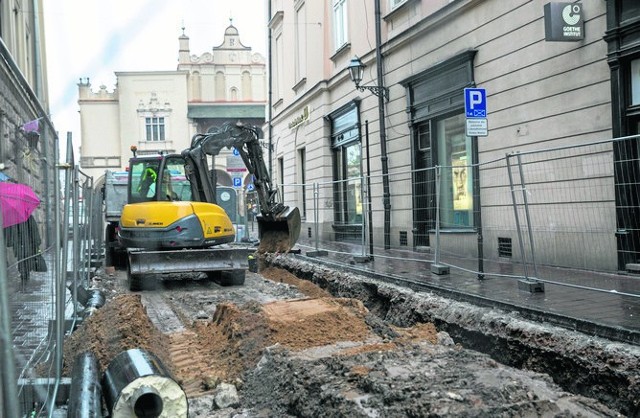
[
  {"xmin": 466, "ymin": 118, "xmax": 488, "ymax": 137},
  {"xmin": 233, "ymin": 177, "xmax": 242, "ymax": 187},
  {"xmin": 464, "ymin": 88, "xmax": 487, "ymax": 118}
]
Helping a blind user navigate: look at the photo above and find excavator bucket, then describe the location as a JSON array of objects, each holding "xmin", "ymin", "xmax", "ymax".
[{"xmin": 257, "ymin": 206, "xmax": 301, "ymax": 253}]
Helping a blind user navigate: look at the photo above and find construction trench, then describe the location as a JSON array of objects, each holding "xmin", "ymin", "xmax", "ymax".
[{"xmin": 57, "ymin": 253, "xmax": 639, "ymax": 417}]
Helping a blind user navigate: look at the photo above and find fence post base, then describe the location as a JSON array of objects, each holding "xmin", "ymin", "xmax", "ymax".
[
  {"xmin": 518, "ymin": 279, "xmax": 545, "ymax": 293},
  {"xmin": 431, "ymin": 264, "xmax": 450, "ymax": 275},
  {"xmin": 353, "ymin": 255, "xmax": 372, "ymax": 263},
  {"xmin": 306, "ymin": 250, "xmax": 328, "ymax": 258}
]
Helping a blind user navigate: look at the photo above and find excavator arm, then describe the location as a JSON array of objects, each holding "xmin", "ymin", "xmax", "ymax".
[{"xmin": 185, "ymin": 122, "xmax": 301, "ymax": 251}]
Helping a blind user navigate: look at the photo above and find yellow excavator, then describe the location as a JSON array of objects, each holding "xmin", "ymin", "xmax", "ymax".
[{"xmin": 117, "ymin": 122, "xmax": 301, "ymax": 290}]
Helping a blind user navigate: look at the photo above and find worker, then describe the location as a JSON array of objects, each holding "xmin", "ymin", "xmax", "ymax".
[{"xmin": 138, "ymin": 166, "xmax": 158, "ymax": 198}]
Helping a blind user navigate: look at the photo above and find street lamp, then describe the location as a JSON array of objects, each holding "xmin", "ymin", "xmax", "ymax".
[{"xmin": 347, "ymin": 56, "xmax": 389, "ymax": 101}]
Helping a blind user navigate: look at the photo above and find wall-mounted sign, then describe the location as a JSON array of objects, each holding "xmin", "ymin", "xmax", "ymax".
[
  {"xmin": 226, "ymin": 153, "xmax": 247, "ymax": 172},
  {"xmin": 464, "ymin": 88, "xmax": 488, "ymax": 137},
  {"xmin": 544, "ymin": 2, "xmax": 584, "ymax": 42},
  {"xmin": 288, "ymin": 105, "xmax": 310, "ymax": 129}
]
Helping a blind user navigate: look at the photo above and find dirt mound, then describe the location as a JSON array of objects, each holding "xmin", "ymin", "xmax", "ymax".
[
  {"xmin": 260, "ymin": 266, "xmax": 331, "ymax": 299},
  {"xmin": 62, "ymin": 286, "xmax": 413, "ymax": 398},
  {"xmin": 62, "ymin": 294, "xmax": 168, "ymax": 375},
  {"xmin": 264, "ymin": 298, "xmax": 374, "ymax": 350}
]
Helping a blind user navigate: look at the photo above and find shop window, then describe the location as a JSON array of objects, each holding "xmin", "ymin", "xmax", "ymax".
[
  {"xmin": 402, "ymin": 50, "xmax": 478, "ymax": 233},
  {"xmin": 330, "ymin": 103, "xmax": 362, "ymax": 228},
  {"xmin": 436, "ymin": 113, "xmax": 474, "ymax": 228}
]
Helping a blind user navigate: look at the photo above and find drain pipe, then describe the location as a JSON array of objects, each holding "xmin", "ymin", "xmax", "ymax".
[
  {"xmin": 68, "ymin": 351, "xmax": 102, "ymax": 418},
  {"xmin": 103, "ymin": 348, "xmax": 188, "ymax": 417},
  {"xmin": 71, "ymin": 284, "xmax": 106, "ymax": 317}
]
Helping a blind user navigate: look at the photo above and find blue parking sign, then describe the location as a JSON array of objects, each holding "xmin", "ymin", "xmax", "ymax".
[
  {"xmin": 464, "ymin": 88, "xmax": 486, "ymax": 118},
  {"xmin": 233, "ymin": 177, "xmax": 242, "ymax": 187}
]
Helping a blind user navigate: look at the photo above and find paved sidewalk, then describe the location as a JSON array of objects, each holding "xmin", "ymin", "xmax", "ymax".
[{"xmin": 293, "ymin": 237, "xmax": 640, "ymax": 345}]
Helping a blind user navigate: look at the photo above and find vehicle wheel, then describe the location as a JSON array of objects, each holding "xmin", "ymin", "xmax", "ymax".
[{"xmin": 219, "ymin": 269, "xmax": 246, "ymax": 286}]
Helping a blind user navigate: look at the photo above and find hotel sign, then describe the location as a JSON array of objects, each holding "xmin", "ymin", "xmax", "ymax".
[{"xmin": 544, "ymin": 2, "xmax": 584, "ymax": 42}]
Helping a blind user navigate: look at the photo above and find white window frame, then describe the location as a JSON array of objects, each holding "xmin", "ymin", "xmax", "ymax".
[
  {"xmin": 145, "ymin": 116, "xmax": 166, "ymax": 142},
  {"xmin": 295, "ymin": 1, "xmax": 307, "ymax": 83},
  {"xmin": 333, "ymin": 0, "xmax": 348, "ymax": 51},
  {"xmin": 390, "ymin": 0, "xmax": 408, "ymax": 10}
]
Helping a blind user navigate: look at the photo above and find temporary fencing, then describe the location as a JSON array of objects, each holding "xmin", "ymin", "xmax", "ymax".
[
  {"xmin": 293, "ymin": 135, "xmax": 640, "ymax": 300},
  {"xmin": 0, "ymin": 134, "xmax": 101, "ymax": 417}
]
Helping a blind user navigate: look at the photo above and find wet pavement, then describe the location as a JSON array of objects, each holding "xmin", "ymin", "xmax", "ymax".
[{"xmin": 293, "ymin": 236, "xmax": 640, "ymax": 345}]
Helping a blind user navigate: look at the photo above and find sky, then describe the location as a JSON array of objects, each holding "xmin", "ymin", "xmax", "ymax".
[{"xmin": 42, "ymin": 0, "xmax": 268, "ymax": 154}]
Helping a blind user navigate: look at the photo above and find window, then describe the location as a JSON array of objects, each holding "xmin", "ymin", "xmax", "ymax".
[
  {"xmin": 275, "ymin": 32, "xmax": 284, "ymax": 102},
  {"xmin": 298, "ymin": 148, "xmax": 307, "ymax": 218},
  {"xmin": 436, "ymin": 113, "xmax": 473, "ymax": 228},
  {"xmin": 129, "ymin": 159, "xmax": 161, "ymax": 203},
  {"xmin": 295, "ymin": 2, "xmax": 307, "ymax": 83},
  {"xmin": 390, "ymin": 0, "xmax": 408, "ymax": 10},
  {"xmin": 161, "ymin": 157, "xmax": 191, "ymax": 201},
  {"xmin": 331, "ymin": 104, "xmax": 362, "ymax": 227},
  {"xmin": 632, "ymin": 59, "xmax": 640, "ymax": 105},
  {"xmin": 620, "ymin": 0, "xmax": 640, "ymax": 23},
  {"xmin": 333, "ymin": 0, "xmax": 348, "ymax": 50},
  {"xmin": 145, "ymin": 117, "xmax": 165, "ymax": 141},
  {"xmin": 402, "ymin": 50, "xmax": 477, "ymax": 233}
]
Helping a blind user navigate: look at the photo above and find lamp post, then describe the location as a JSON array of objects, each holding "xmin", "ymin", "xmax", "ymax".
[{"xmin": 346, "ymin": 0, "xmax": 391, "ymax": 250}]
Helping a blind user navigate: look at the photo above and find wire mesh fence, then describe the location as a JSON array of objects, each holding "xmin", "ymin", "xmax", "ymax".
[
  {"xmin": 1, "ymin": 133, "xmax": 101, "ymax": 416},
  {"xmin": 293, "ymin": 135, "xmax": 640, "ymax": 300}
]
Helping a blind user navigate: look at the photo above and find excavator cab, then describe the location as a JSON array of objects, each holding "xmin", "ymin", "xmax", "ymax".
[{"xmin": 128, "ymin": 155, "xmax": 189, "ymax": 203}]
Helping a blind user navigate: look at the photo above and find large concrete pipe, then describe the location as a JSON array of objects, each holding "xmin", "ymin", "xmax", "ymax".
[
  {"xmin": 102, "ymin": 348, "xmax": 187, "ymax": 417},
  {"xmin": 68, "ymin": 351, "xmax": 102, "ymax": 418}
]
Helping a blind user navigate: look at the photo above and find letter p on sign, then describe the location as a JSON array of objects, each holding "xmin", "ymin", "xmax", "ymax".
[{"xmin": 464, "ymin": 88, "xmax": 487, "ymax": 118}]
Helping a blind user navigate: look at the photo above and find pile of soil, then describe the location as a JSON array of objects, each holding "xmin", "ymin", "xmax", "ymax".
[
  {"xmin": 61, "ymin": 263, "xmax": 623, "ymax": 417},
  {"xmin": 63, "ymin": 267, "xmax": 422, "ymax": 399},
  {"xmin": 260, "ymin": 266, "xmax": 331, "ymax": 299},
  {"xmin": 62, "ymin": 294, "xmax": 168, "ymax": 375}
]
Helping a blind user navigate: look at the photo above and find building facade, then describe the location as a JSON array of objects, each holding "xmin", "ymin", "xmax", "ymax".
[
  {"xmin": 78, "ymin": 22, "xmax": 267, "ymax": 186},
  {"xmin": 0, "ymin": 0, "xmax": 54, "ymax": 244},
  {"xmin": 267, "ymin": 0, "xmax": 640, "ymax": 272}
]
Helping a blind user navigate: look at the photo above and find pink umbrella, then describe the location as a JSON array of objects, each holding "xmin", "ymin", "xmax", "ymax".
[{"xmin": 0, "ymin": 182, "xmax": 40, "ymax": 228}]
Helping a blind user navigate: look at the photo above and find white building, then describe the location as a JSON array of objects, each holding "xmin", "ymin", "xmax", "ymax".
[{"xmin": 78, "ymin": 22, "xmax": 267, "ymax": 187}]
